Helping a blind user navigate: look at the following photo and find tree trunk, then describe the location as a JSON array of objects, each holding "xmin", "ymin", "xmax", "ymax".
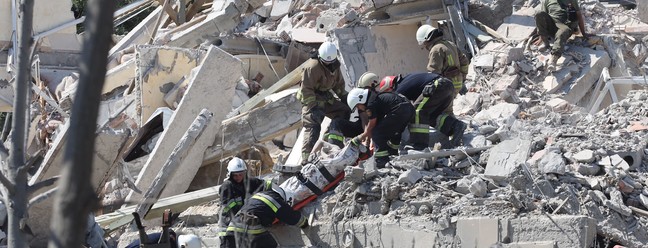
[
  {"xmin": 6, "ymin": 0, "xmax": 34, "ymax": 246},
  {"xmin": 48, "ymin": 0, "xmax": 116, "ymax": 247}
]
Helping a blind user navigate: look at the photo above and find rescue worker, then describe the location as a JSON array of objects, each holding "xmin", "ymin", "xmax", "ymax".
[
  {"xmin": 218, "ymin": 157, "xmax": 272, "ymax": 248},
  {"xmin": 534, "ymin": 0, "xmax": 588, "ymax": 71},
  {"xmin": 377, "ymin": 73, "xmax": 467, "ymax": 149},
  {"xmin": 222, "ymin": 185, "xmax": 308, "ymax": 248},
  {"xmin": 297, "ymin": 41, "xmax": 350, "ymax": 164},
  {"xmin": 416, "ymin": 24, "xmax": 470, "ymax": 114},
  {"xmin": 347, "ymin": 88, "xmax": 414, "ymax": 168}
]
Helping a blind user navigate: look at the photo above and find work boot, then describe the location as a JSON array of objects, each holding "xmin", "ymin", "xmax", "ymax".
[
  {"xmin": 375, "ymin": 156, "xmax": 390, "ymax": 169},
  {"xmin": 547, "ymin": 54, "xmax": 559, "ymax": 72},
  {"xmin": 450, "ymin": 121, "xmax": 466, "ymax": 147}
]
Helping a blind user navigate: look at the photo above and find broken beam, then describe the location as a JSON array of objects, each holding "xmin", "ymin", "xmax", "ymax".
[
  {"xmin": 97, "ymin": 185, "xmax": 220, "ymax": 233},
  {"xmin": 157, "ymin": 0, "xmax": 179, "ymax": 24},
  {"xmin": 234, "ymin": 61, "xmax": 307, "ymax": 114}
]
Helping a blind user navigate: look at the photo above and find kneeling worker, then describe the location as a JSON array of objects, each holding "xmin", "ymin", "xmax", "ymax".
[
  {"xmin": 346, "ymin": 88, "xmax": 414, "ymax": 168},
  {"xmin": 222, "ymin": 185, "xmax": 308, "ymax": 248},
  {"xmin": 377, "ymin": 73, "xmax": 467, "ymax": 149}
]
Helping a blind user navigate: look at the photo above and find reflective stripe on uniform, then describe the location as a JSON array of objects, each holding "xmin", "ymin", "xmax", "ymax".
[
  {"xmin": 222, "ymin": 198, "xmax": 243, "ymax": 213},
  {"xmin": 264, "ymin": 180, "xmax": 272, "ymax": 191},
  {"xmin": 415, "ymin": 97, "xmax": 430, "ymax": 124},
  {"xmin": 325, "ymin": 133, "xmax": 344, "ymax": 142},
  {"xmin": 387, "ymin": 140, "xmax": 400, "ymax": 150},
  {"xmin": 452, "ymin": 77, "xmax": 463, "ymax": 89},
  {"xmin": 252, "ymin": 193, "xmax": 281, "ymax": 213},
  {"xmin": 296, "ymin": 216, "xmax": 307, "ymax": 227},
  {"xmin": 409, "ymin": 123, "xmax": 429, "ymax": 134},
  {"xmin": 296, "ymin": 90, "xmax": 316, "ymax": 105},
  {"xmin": 226, "ymin": 225, "xmax": 267, "ymax": 235},
  {"xmin": 437, "ymin": 114, "xmax": 449, "ymax": 129},
  {"xmin": 375, "ymin": 150, "xmax": 389, "ymax": 157},
  {"xmin": 447, "ymin": 54, "xmax": 455, "ymax": 67}
]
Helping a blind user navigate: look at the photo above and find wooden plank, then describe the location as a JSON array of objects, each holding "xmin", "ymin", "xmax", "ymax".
[
  {"xmin": 97, "ymin": 185, "xmax": 221, "ymax": 233},
  {"xmin": 185, "ymin": 0, "xmax": 208, "ymax": 21},
  {"xmin": 157, "ymin": 0, "xmax": 179, "ymax": 24}
]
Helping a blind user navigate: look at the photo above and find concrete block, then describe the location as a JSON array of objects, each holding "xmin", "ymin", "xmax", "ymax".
[
  {"xmin": 493, "ymin": 74, "xmax": 519, "ymax": 94},
  {"xmin": 639, "ymin": 194, "xmax": 648, "ymax": 210},
  {"xmin": 397, "ymin": 168, "xmax": 423, "ymax": 185},
  {"xmin": 455, "ymin": 177, "xmax": 471, "ymax": 194},
  {"xmin": 316, "ymin": 8, "xmax": 345, "ymax": 32},
  {"xmin": 473, "ymin": 102, "xmax": 520, "ymax": 124},
  {"xmin": 538, "ymin": 151, "xmax": 566, "ymax": 175},
  {"xmin": 562, "ymin": 47, "xmax": 611, "ymax": 106},
  {"xmin": 505, "ymin": 216, "xmax": 596, "ymax": 247},
  {"xmin": 573, "ymin": 149, "xmax": 595, "ymax": 163},
  {"xmin": 485, "ymin": 138, "xmax": 532, "ymax": 181},
  {"xmin": 599, "ymin": 154, "xmax": 630, "ymax": 171},
  {"xmin": 345, "ymin": 166, "xmax": 365, "ymax": 183},
  {"xmin": 496, "ymin": 7, "xmax": 536, "ymax": 42},
  {"xmin": 605, "ymin": 188, "xmax": 632, "ymax": 216},
  {"xmin": 473, "ymin": 54, "xmax": 495, "ymax": 71},
  {"xmin": 270, "ymin": 0, "xmax": 292, "ymax": 20},
  {"xmin": 576, "ymin": 164, "xmax": 600, "ymax": 176},
  {"xmin": 469, "ymin": 178, "xmax": 488, "ymax": 197},
  {"xmin": 135, "ymin": 45, "xmax": 203, "ymax": 125},
  {"xmin": 456, "ymin": 217, "xmax": 499, "ymax": 248},
  {"xmin": 127, "ymin": 46, "xmax": 242, "ymax": 205},
  {"xmin": 453, "ymin": 92, "xmax": 482, "ymax": 115},
  {"xmin": 545, "ymin": 98, "xmax": 571, "ymax": 113}
]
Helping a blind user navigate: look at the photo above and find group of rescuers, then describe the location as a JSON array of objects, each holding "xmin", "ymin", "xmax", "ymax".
[{"xmin": 216, "ymin": 1, "xmax": 588, "ymax": 245}]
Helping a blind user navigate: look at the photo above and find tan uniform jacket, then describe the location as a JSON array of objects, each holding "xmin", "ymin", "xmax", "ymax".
[
  {"xmin": 427, "ymin": 38, "xmax": 470, "ymax": 90},
  {"xmin": 297, "ymin": 58, "xmax": 347, "ymax": 108}
]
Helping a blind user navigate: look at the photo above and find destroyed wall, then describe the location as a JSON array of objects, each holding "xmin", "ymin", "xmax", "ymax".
[
  {"xmin": 468, "ymin": 0, "xmax": 515, "ymax": 29},
  {"xmin": 334, "ymin": 24, "xmax": 428, "ymax": 88},
  {"xmin": 0, "ymin": 0, "xmax": 80, "ymax": 51}
]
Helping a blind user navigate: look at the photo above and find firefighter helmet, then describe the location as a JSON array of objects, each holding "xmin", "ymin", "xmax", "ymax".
[
  {"xmin": 357, "ymin": 72, "xmax": 379, "ymax": 88},
  {"xmin": 378, "ymin": 76, "xmax": 397, "ymax": 92},
  {"xmin": 416, "ymin": 24, "xmax": 442, "ymax": 45},
  {"xmin": 346, "ymin": 88, "xmax": 369, "ymax": 110},
  {"xmin": 177, "ymin": 234, "xmax": 201, "ymax": 248},
  {"xmin": 318, "ymin": 41, "xmax": 338, "ymax": 62},
  {"xmin": 227, "ymin": 157, "xmax": 247, "ymax": 173}
]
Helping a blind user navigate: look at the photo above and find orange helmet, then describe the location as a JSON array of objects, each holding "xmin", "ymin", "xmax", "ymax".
[{"xmin": 378, "ymin": 76, "xmax": 397, "ymax": 92}]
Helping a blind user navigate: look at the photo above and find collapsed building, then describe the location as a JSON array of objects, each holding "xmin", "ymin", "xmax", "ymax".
[{"xmin": 1, "ymin": 0, "xmax": 648, "ymax": 247}]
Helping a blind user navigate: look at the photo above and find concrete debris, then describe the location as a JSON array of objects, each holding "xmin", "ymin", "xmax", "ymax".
[{"xmin": 9, "ymin": 0, "xmax": 648, "ymax": 247}]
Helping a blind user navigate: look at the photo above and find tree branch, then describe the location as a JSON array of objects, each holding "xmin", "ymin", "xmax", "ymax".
[
  {"xmin": 28, "ymin": 187, "xmax": 57, "ymax": 209},
  {"xmin": 27, "ymin": 176, "xmax": 58, "ymax": 196},
  {"xmin": 0, "ymin": 171, "xmax": 15, "ymax": 195},
  {"xmin": 0, "ymin": 142, "xmax": 9, "ymax": 159}
]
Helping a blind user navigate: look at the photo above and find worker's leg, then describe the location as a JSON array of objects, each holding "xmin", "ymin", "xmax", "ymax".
[
  {"xmin": 373, "ymin": 105, "xmax": 414, "ymax": 167},
  {"xmin": 552, "ymin": 22, "xmax": 574, "ymax": 58},
  {"xmin": 410, "ymin": 83, "xmax": 454, "ymax": 149},
  {"xmin": 434, "ymin": 113, "xmax": 466, "ymax": 147},
  {"xmin": 220, "ymin": 236, "xmax": 236, "ymax": 248},
  {"xmin": 535, "ymin": 11, "xmax": 558, "ymax": 40},
  {"xmin": 328, "ymin": 118, "xmax": 363, "ymax": 147},
  {"xmin": 442, "ymin": 87, "xmax": 459, "ymax": 115},
  {"xmin": 250, "ymin": 232, "xmax": 278, "ymax": 248},
  {"xmin": 301, "ymin": 105, "xmax": 325, "ymax": 164},
  {"xmin": 322, "ymin": 100, "xmax": 352, "ymax": 147}
]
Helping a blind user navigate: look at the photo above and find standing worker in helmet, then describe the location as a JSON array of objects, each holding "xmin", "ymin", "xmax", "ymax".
[
  {"xmin": 347, "ymin": 88, "xmax": 414, "ymax": 168},
  {"xmin": 377, "ymin": 72, "xmax": 467, "ymax": 149},
  {"xmin": 222, "ymin": 185, "xmax": 308, "ymax": 248},
  {"xmin": 297, "ymin": 41, "xmax": 350, "ymax": 165},
  {"xmin": 416, "ymin": 24, "xmax": 470, "ymax": 114},
  {"xmin": 218, "ymin": 157, "xmax": 272, "ymax": 248}
]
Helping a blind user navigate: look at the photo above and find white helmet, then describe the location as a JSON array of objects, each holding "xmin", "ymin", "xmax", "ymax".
[
  {"xmin": 346, "ymin": 88, "xmax": 369, "ymax": 110},
  {"xmin": 177, "ymin": 234, "xmax": 201, "ymax": 248},
  {"xmin": 271, "ymin": 183, "xmax": 286, "ymax": 201},
  {"xmin": 227, "ymin": 157, "xmax": 247, "ymax": 173},
  {"xmin": 357, "ymin": 72, "xmax": 379, "ymax": 88},
  {"xmin": 416, "ymin": 24, "xmax": 438, "ymax": 45},
  {"xmin": 318, "ymin": 41, "xmax": 338, "ymax": 62}
]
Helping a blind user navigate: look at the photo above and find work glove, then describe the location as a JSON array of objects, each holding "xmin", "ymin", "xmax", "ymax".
[
  {"xmin": 459, "ymin": 83, "xmax": 468, "ymax": 95},
  {"xmin": 422, "ymin": 84, "xmax": 436, "ymax": 97},
  {"xmin": 350, "ymin": 135, "xmax": 362, "ymax": 146}
]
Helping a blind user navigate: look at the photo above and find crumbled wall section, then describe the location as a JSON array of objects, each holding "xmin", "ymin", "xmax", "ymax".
[
  {"xmin": 135, "ymin": 45, "xmax": 204, "ymax": 125},
  {"xmin": 334, "ymin": 24, "xmax": 428, "ymax": 89}
]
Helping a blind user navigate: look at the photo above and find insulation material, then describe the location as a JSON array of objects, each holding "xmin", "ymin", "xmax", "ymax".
[{"xmin": 281, "ymin": 142, "xmax": 361, "ymax": 205}]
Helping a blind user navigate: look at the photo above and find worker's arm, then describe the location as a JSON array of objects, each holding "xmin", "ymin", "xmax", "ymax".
[
  {"xmin": 426, "ymin": 45, "xmax": 445, "ymax": 73},
  {"xmin": 576, "ymin": 11, "xmax": 587, "ymax": 38},
  {"xmin": 277, "ymin": 201, "xmax": 308, "ymax": 227},
  {"xmin": 458, "ymin": 51, "xmax": 470, "ymax": 76},
  {"xmin": 333, "ymin": 71, "xmax": 348, "ymax": 101},
  {"xmin": 299, "ymin": 66, "xmax": 318, "ymax": 109},
  {"xmin": 362, "ymin": 118, "xmax": 377, "ymax": 144}
]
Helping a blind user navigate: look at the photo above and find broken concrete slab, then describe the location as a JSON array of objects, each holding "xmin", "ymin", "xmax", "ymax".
[
  {"xmin": 135, "ymin": 45, "xmax": 204, "ymax": 125},
  {"xmin": 108, "ymin": 7, "xmax": 163, "ymax": 67},
  {"xmin": 493, "ymin": 74, "xmax": 519, "ymax": 94},
  {"xmin": 203, "ymin": 90, "xmax": 302, "ymax": 165},
  {"xmin": 573, "ymin": 149, "xmax": 595, "ymax": 163},
  {"xmin": 538, "ymin": 151, "xmax": 566, "ymax": 175},
  {"xmin": 103, "ymin": 58, "xmax": 136, "ymax": 95},
  {"xmin": 456, "ymin": 217, "xmax": 499, "ymax": 247},
  {"xmin": 505, "ymin": 216, "xmax": 597, "ymax": 247},
  {"xmin": 473, "ymin": 102, "xmax": 520, "ymax": 124},
  {"xmin": 397, "ymin": 168, "xmax": 422, "ymax": 186},
  {"xmin": 469, "ymin": 178, "xmax": 488, "ymax": 197},
  {"xmin": 453, "ymin": 92, "xmax": 482, "ymax": 115},
  {"xmin": 561, "ymin": 46, "xmax": 611, "ymax": 106},
  {"xmin": 126, "ymin": 46, "xmax": 242, "ymax": 205},
  {"xmin": 605, "ymin": 188, "xmax": 632, "ymax": 216},
  {"xmin": 496, "ymin": 7, "xmax": 536, "ymax": 42},
  {"xmin": 473, "ymin": 54, "xmax": 494, "ymax": 71},
  {"xmin": 485, "ymin": 138, "xmax": 532, "ymax": 181}
]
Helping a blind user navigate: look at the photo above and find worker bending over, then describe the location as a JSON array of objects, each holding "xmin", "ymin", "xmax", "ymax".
[
  {"xmin": 347, "ymin": 88, "xmax": 414, "ymax": 168},
  {"xmin": 534, "ymin": 0, "xmax": 588, "ymax": 71},
  {"xmin": 218, "ymin": 157, "xmax": 272, "ymax": 248},
  {"xmin": 222, "ymin": 185, "xmax": 308, "ymax": 248}
]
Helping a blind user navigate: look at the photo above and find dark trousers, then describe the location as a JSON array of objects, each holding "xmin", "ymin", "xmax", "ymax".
[
  {"xmin": 373, "ymin": 103, "xmax": 414, "ymax": 159},
  {"xmin": 535, "ymin": 11, "xmax": 576, "ymax": 56},
  {"xmin": 301, "ymin": 99, "xmax": 350, "ymax": 163},
  {"xmin": 409, "ymin": 82, "xmax": 454, "ymax": 148},
  {"xmin": 222, "ymin": 232, "xmax": 277, "ymax": 248}
]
